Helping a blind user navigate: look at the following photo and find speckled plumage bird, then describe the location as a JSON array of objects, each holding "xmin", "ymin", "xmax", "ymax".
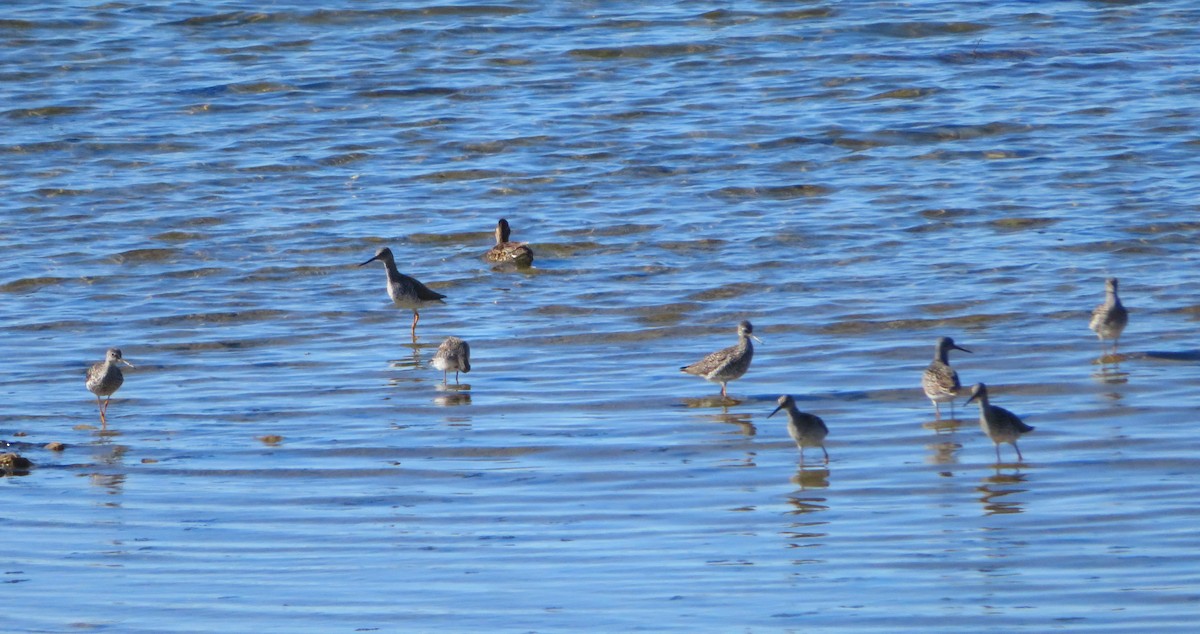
[
  {"xmin": 85, "ymin": 348, "xmax": 134, "ymax": 429},
  {"xmin": 484, "ymin": 219, "xmax": 534, "ymax": 268},
  {"xmin": 681, "ymin": 320, "xmax": 761, "ymax": 399},
  {"xmin": 359, "ymin": 247, "xmax": 446, "ymax": 338},
  {"xmin": 768, "ymin": 394, "xmax": 829, "ymax": 465},
  {"xmin": 965, "ymin": 382, "xmax": 1034, "ymax": 463},
  {"xmin": 1089, "ymin": 277, "xmax": 1128, "ymax": 355},
  {"xmin": 922, "ymin": 336, "xmax": 971, "ymax": 419},
  {"xmin": 432, "ymin": 336, "xmax": 471, "ymax": 384}
]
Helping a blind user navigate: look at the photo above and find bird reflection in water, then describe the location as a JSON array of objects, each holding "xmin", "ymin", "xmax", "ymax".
[
  {"xmin": 977, "ymin": 470, "xmax": 1029, "ymax": 515},
  {"xmin": 87, "ymin": 443, "xmax": 129, "ymax": 496},
  {"xmin": 681, "ymin": 395, "xmax": 745, "ymax": 410},
  {"xmin": 1092, "ymin": 361, "xmax": 1129, "ymax": 387},
  {"xmin": 712, "ymin": 411, "xmax": 755, "ymax": 437},
  {"xmin": 782, "ymin": 487, "xmax": 829, "ymax": 562},
  {"xmin": 680, "ymin": 396, "xmax": 755, "ymax": 435},
  {"xmin": 83, "ymin": 425, "xmax": 124, "ymax": 439},
  {"xmin": 715, "ymin": 449, "xmax": 758, "ymax": 469},
  {"xmin": 921, "ymin": 415, "xmax": 961, "ymax": 435},
  {"xmin": 390, "ymin": 339, "xmax": 427, "ymax": 371},
  {"xmin": 926, "ymin": 440, "xmax": 962, "ymax": 467},
  {"xmin": 385, "ymin": 341, "xmax": 430, "ymax": 387},
  {"xmin": 786, "ymin": 493, "xmax": 829, "ymax": 515},
  {"xmin": 433, "ymin": 391, "xmax": 472, "ymax": 407},
  {"xmin": 89, "ymin": 472, "xmax": 127, "ymax": 495},
  {"xmin": 790, "ymin": 466, "xmax": 830, "ymax": 490}
]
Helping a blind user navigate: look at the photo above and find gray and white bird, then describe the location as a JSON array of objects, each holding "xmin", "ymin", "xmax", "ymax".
[
  {"xmin": 922, "ymin": 336, "xmax": 971, "ymax": 419},
  {"xmin": 1089, "ymin": 277, "xmax": 1128, "ymax": 356},
  {"xmin": 85, "ymin": 348, "xmax": 134, "ymax": 429},
  {"xmin": 359, "ymin": 247, "xmax": 447, "ymax": 338},
  {"xmin": 432, "ymin": 336, "xmax": 471, "ymax": 385},
  {"xmin": 768, "ymin": 394, "xmax": 829, "ymax": 465},
  {"xmin": 964, "ymin": 383, "xmax": 1034, "ymax": 463},
  {"xmin": 681, "ymin": 320, "xmax": 761, "ymax": 399}
]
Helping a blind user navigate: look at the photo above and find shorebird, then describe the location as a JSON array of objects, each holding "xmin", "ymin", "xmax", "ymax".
[
  {"xmin": 432, "ymin": 336, "xmax": 471, "ymax": 384},
  {"xmin": 922, "ymin": 336, "xmax": 971, "ymax": 419},
  {"xmin": 1089, "ymin": 277, "xmax": 1128, "ymax": 356},
  {"xmin": 768, "ymin": 394, "xmax": 829, "ymax": 465},
  {"xmin": 964, "ymin": 383, "xmax": 1034, "ymax": 463},
  {"xmin": 484, "ymin": 218, "xmax": 534, "ymax": 268},
  {"xmin": 681, "ymin": 320, "xmax": 761, "ymax": 399},
  {"xmin": 85, "ymin": 348, "xmax": 133, "ymax": 429},
  {"xmin": 359, "ymin": 247, "xmax": 446, "ymax": 338}
]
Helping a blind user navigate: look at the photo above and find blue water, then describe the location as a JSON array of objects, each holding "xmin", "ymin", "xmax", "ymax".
[{"xmin": 3, "ymin": 2, "xmax": 1200, "ymax": 632}]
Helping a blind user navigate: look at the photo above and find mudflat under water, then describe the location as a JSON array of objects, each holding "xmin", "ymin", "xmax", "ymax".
[{"xmin": 3, "ymin": 2, "xmax": 1200, "ymax": 632}]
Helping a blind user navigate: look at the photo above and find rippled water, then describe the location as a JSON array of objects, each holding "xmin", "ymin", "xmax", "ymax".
[{"xmin": 3, "ymin": 1, "xmax": 1200, "ymax": 631}]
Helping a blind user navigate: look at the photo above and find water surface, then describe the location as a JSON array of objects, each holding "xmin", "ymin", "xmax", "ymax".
[{"xmin": 3, "ymin": 1, "xmax": 1200, "ymax": 632}]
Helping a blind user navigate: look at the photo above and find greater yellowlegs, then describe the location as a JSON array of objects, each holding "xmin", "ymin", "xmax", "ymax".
[
  {"xmin": 484, "ymin": 218, "xmax": 534, "ymax": 268},
  {"xmin": 85, "ymin": 348, "xmax": 133, "ymax": 429},
  {"xmin": 432, "ymin": 336, "xmax": 471, "ymax": 384},
  {"xmin": 922, "ymin": 336, "xmax": 971, "ymax": 419},
  {"xmin": 359, "ymin": 247, "xmax": 446, "ymax": 337},
  {"xmin": 768, "ymin": 394, "xmax": 829, "ymax": 465},
  {"xmin": 964, "ymin": 382, "xmax": 1034, "ymax": 462},
  {"xmin": 681, "ymin": 320, "xmax": 761, "ymax": 399},
  {"xmin": 1089, "ymin": 277, "xmax": 1128, "ymax": 356}
]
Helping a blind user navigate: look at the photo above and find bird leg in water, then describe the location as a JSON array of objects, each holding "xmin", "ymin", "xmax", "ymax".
[{"xmin": 97, "ymin": 396, "xmax": 109, "ymax": 429}]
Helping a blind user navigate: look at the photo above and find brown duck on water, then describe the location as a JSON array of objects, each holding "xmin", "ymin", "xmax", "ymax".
[{"xmin": 484, "ymin": 218, "xmax": 534, "ymax": 268}]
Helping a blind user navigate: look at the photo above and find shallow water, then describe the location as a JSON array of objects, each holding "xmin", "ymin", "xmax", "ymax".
[{"xmin": 3, "ymin": 1, "xmax": 1200, "ymax": 631}]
